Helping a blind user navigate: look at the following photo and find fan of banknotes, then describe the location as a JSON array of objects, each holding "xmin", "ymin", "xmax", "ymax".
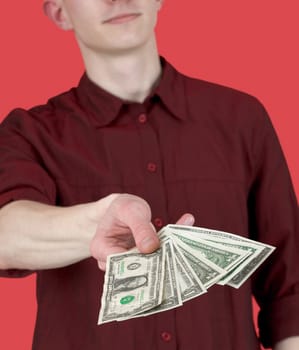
[{"xmin": 98, "ymin": 224, "xmax": 275, "ymax": 324}]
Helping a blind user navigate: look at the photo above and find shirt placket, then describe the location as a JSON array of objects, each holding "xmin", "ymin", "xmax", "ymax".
[
  {"xmin": 135, "ymin": 109, "xmax": 168, "ymax": 231},
  {"xmin": 133, "ymin": 108, "xmax": 177, "ymax": 350}
]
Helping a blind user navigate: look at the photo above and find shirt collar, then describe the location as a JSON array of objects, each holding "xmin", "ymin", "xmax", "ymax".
[
  {"xmin": 76, "ymin": 56, "xmax": 188, "ymax": 127},
  {"xmin": 155, "ymin": 57, "xmax": 188, "ymax": 121}
]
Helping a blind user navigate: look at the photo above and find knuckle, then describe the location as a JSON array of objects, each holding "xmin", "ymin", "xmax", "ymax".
[{"xmin": 120, "ymin": 196, "xmax": 151, "ymax": 219}]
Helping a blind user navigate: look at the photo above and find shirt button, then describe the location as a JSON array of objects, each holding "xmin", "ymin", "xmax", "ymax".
[
  {"xmin": 138, "ymin": 113, "xmax": 147, "ymax": 124},
  {"xmin": 147, "ymin": 162, "xmax": 157, "ymax": 172},
  {"xmin": 161, "ymin": 331, "xmax": 172, "ymax": 342},
  {"xmin": 154, "ymin": 218, "xmax": 163, "ymax": 228}
]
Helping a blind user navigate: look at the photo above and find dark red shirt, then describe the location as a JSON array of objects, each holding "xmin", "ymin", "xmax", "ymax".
[{"xmin": 0, "ymin": 57, "xmax": 298, "ymax": 349}]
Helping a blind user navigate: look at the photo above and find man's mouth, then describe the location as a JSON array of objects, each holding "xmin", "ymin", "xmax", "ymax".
[{"xmin": 103, "ymin": 13, "xmax": 141, "ymax": 25}]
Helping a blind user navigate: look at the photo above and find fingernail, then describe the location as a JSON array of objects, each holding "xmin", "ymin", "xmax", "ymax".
[{"xmin": 184, "ymin": 215, "xmax": 195, "ymax": 226}]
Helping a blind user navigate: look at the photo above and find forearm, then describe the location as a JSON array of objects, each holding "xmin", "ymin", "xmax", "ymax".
[
  {"xmin": 273, "ymin": 336, "xmax": 299, "ymax": 350},
  {"xmin": 0, "ymin": 199, "xmax": 104, "ymax": 270},
  {"xmin": 0, "ymin": 193, "xmax": 162, "ymax": 272}
]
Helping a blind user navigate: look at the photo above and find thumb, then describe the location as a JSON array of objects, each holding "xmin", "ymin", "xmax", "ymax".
[
  {"xmin": 117, "ymin": 196, "xmax": 160, "ymax": 253},
  {"xmin": 131, "ymin": 221, "xmax": 160, "ymax": 253}
]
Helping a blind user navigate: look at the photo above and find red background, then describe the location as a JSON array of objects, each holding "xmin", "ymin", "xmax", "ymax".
[{"xmin": 0, "ymin": 1, "xmax": 298, "ymax": 349}]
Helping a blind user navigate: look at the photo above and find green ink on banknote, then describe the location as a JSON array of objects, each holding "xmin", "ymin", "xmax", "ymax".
[{"xmin": 120, "ymin": 295, "xmax": 135, "ymax": 305}]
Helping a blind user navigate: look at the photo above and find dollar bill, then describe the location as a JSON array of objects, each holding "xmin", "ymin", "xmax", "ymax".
[
  {"xmin": 226, "ymin": 246, "xmax": 274, "ymax": 288},
  {"xmin": 166, "ymin": 224, "xmax": 275, "ymax": 288},
  {"xmin": 172, "ymin": 241, "xmax": 207, "ymax": 301},
  {"xmin": 98, "ymin": 247, "xmax": 165, "ymax": 324},
  {"xmin": 124, "ymin": 240, "xmax": 182, "ymax": 319},
  {"xmin": 172, "ymin": 237, "xmax": 227, "ymax": 288},
  {"xmin": 171, "ymin": 230, "xmax": 248, "ymax": 272},
  {"xmin": 98, "ymin": 224, "xmax": 275, "ymax": 323}
]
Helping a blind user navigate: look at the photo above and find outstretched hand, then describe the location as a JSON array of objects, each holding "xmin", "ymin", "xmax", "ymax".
[{"xmin": 90, "ymin": 194, "xmax": 194, "ymax": 270}]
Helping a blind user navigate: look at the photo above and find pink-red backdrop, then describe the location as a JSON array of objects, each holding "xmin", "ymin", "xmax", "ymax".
[{"xmin": 0, "ymin": 1, "xmax": 298, "ymax": 349}]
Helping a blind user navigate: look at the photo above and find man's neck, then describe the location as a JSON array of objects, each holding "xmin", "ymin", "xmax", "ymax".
[{"xmin": 79, "ymin": 36, "xmax": 162, "ymax": 103}]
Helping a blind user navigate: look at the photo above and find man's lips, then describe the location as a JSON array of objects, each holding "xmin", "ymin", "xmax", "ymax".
[{"xmin": 103, "ymin": 13, "xmax": 141, "ymax": 24}]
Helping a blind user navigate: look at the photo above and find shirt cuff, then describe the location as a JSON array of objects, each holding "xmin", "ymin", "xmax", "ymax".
[
  {"xmin": 0, "ymin": 188, "xmax": 54, "ymax": 210},
  {"xmin": 0, "ymin": 269, "xmax": 34, "ymax": 278},
  {"xmin": 258, "ymin": 293, "xmax": 299, "ymax": 348}
]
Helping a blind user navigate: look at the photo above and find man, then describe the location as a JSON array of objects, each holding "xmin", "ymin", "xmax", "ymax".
[{"xmin": 0, "ymin": 0, "xmax": 298, "ymax": 349}]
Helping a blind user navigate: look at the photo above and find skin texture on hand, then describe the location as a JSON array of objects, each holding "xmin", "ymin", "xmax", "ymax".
[{"xmin": 90, "ymin": 193, "xmax": 194, "ymax": 270}]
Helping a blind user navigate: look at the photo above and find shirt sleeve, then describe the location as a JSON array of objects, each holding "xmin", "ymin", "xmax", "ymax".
[
  {"xmin": 248, "ymin": 102, "xmax": 299, "ymax": 348},
  {"xmin": 0, "ymin": 109, "xmax": 57, "ymax": 278}
]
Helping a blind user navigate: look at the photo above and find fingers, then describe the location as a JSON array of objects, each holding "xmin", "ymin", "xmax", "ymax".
[
  {"xmin": 90, "ymin": 194, "xmax": 160, "ymax": 266},
  {"xmin": 175, "ymin": 213, "xmax": 195, "ymax": 226},
  {"xmin": 97, "ymin": 246, "xmax": 128, "ymax": 271},
  {"xmin": 96, "ymin": 211, "xmax": 195, "ymax": 271},
  {"xmin": 91, "ymin": 194, "xmax": 195, "ymax": 271},
  {"xmin": 116, "ymin": 196, "xmax": 160, "ymax": 254}
]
